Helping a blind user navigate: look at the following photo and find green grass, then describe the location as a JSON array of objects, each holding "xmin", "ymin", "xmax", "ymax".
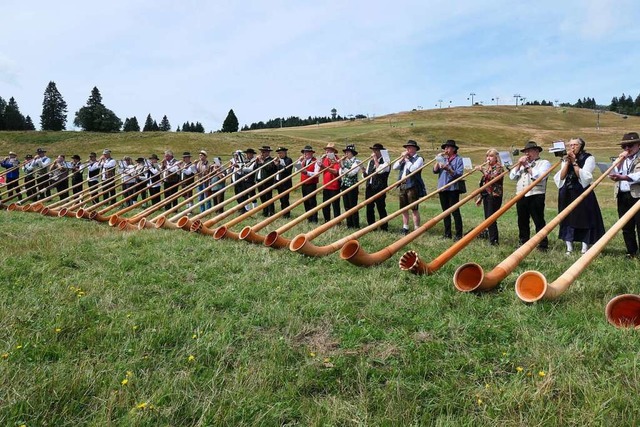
[
  {"xmin": 1, "ymin": 189, "xmax": 639, "ymax": 425},
  {"xmin": 1, "ymin": 106, "xmax": 640, "ymax": 425}
]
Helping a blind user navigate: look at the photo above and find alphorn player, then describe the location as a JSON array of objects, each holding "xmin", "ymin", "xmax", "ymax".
[
  {"xmin": 554, "ymin": 138, "xmax": 605, "ymax": 255},
  {"xmin": 509, "ymin": 141, "xmax": 552, "ymax": 251},
  {"xmin": 433, "ymin": 139, "xmax": 464, "ymax": 241},
  {"xmin": 86, "ymin": 152, "xmax": 101, "ymax": 203},
  {"xmin": 610, "ymin": 132, "xmax": 640, "ymax": 258},
  {"xmin": 255, "ymin": 146, "xmax": 278, "ymax": 217},
  {"xmin": 195, "ymin": 150, "xmax": 212, "ymax": 213},
  {"xmin": 275, "ymin": 147, "xmax": 293, "ymax": 218},
  {"xmin": 70, "ymin": 154, "xmax": 85, "ymax": 200},
  {"xmin": 296, "ymin": 145, "xmax": 319, "ymax": 223},
  {"xmin": 178, "ymin": 152, "xmax": 197, "ymax": 209},
  {"xmin": 362, "ymin": 143, "xmax": 390, "ymax": 231},
  {"xmin": 1, "ymin": 151, "xmax": 21, "ymax": 201},
  {"xmin": 147, "ymin": 154, "xmax": 163, "ymax": 206},
  {"xmin": 32, "ymin": 148, "xmax": 52, "ymax": 200},
  {"xmin": 161, "ymin": 150, "xmax": 181, "ymax": 210},
  {"xmin": 339, "ymin": 144, "xmax": 361, "ymax": 229},
  {"xmin": 317, "ymin": 142, "xmax": 341, "ymax": 223},
  {"xmin": 394, "ymin": 139, "xmax": 425, "ymax": 235},
  {"xmin": 49, "ymin": 154, "xmax": 70, "ymax": 201},
  {"xmin": 98, "ymin": 149, "xmax": 117, "ymax": 202},
  {"xmin": 22, "ymin": 154, "xmax": 36, "ymax": 199}
]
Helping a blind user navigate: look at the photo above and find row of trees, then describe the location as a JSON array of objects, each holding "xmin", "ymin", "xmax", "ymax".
[
  {"xmin": 241, "ymin": 114, "xmax": 347, "ymax": 131},
  {"xmin": 0, "ymin": 82, "xmax": 216, "ymax": 133}
]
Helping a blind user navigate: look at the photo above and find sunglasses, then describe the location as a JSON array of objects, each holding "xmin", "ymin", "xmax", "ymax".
[{"xmin": 621, "ymin": 144, "xmax": 634, "ymax": 149}]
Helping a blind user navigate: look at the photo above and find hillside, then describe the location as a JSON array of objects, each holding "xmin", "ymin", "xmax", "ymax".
[{"xmin": 0, "ymin": 106, "xmax": 637, "ymax": 165}]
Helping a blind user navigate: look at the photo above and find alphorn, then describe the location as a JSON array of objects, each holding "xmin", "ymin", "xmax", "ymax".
[
  {"xmin": 398, "ymin": 160, "xmax": 561, "ymax": 274},
  {"xmin": 261, "ymin": 155, "xmax": 403, "ymax": 248},
  {"xmin": 208, "ymin": 161, "xmax": 311, "ymax": 240},
  {"xmin": 190, "ymin": 159, "xmax": 341, "ymax": 237},
  {"xmin": 453, "ymin": 157, "xmax": 623, "ymax": 292},
  {"xmin": 138, "ymin": 168, "xmax": 233, "ymax": 230},
  {"xmin": 114, "ymin": 161, "xmax": 234, "ymax": 225},
  {"xmin": 0, "ymin": 161, "xmax": 23, "ymax": 180},
  {"xmin": 340, "ymin": 167, "xmax": 507, "ymax": 267},
  {"xmin": 114, "ymin": 164, "xmax": 223, "ymax": 229},
  {"xmin": 605, "ymin": 294, "xmax": 640, "ymax": 328},
  {"xmin": 514, "ymin": 197, "xmax": 640, "ymax": 303},
  {"xmin": 289, "ymin": 157, "xmax": 439, "ymax": 256},
  {"xmin": 171, "ymin": 158, "xmax": 280, "ymax": 232}
]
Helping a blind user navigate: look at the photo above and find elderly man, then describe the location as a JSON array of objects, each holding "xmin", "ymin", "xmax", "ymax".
[
  {"xmin": 296, "ymin": 145, "xmax": 319, "ymax": 223},
  {"xmin": 509, "ymin": 141, "xmax": 552, "ymax": 250},
  {"xmin": 161, "ymin": 150, "xmax": 181, "ymax": 210},
  {"xmin": 610, "ymin": 132, "xmax": 640, "ymax": 258},
  {"xmin": 316, "ymin": 142, "xmax": 341, "ymax": 223},
  {"xmin": 33, "ymin": 148, "xmax": 52, "ymax": 200},
  {"xmin": 254, "ymin": 146, "xmax": 278, "ymax": 217},
  {"xmin": 99, "ymin": 149, "xmax": 117, "ymax": 202}
]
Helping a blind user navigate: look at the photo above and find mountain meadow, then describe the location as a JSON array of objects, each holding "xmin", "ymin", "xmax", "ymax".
[{"xmin": 1, "ymin": 105, "xmax": 639, "ymax": 426}]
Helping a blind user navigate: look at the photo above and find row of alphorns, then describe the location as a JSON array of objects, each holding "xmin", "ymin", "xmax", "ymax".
[{"xmin": 3, "ymin": 148, "xmax": 639, "ymax": 328}]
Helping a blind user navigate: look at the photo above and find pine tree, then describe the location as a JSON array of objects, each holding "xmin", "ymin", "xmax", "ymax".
[
  {"xmin": 143, "ymin": 114, "xmax": 154, "ymax": 132},
  {"xmin": 40, "ymin": 81, "xmax": 68, "ymax": 131},
  {"xmin": 73, "ymin": 87, "xmax": 122, "ymax": 132},
  {"xmin": 152, "ymin": 120, "xmax": 159, "ymax": 131},
  {"xmin": 221, "ymin": 109, "xmax": 239, "ymax": 132},
  {"xmin": 25, "ymin": 116, "xmax": 35, "ymax": 131},
  {"xmin": 4, "ymin": 97, "xmax": 27, "ymax": 130},
  {"xmin": 123, "ymin": 116, "xmax": 141, "ymax": 132},
  {"xmin": 159, "ymin": 115, "xmax": 171, "ymax": 131},
  {"xmin": 0, "ymin": 96, "xmax": 6, "ymax": 131},
  {"xmin": 176, "ymin": 125, "xmax": 181, "ymax": 132}
]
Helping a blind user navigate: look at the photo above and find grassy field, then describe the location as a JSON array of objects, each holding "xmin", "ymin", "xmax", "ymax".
[{"xmin": 1, "ymin": 106, "xmax": 640, "ymax": 425}]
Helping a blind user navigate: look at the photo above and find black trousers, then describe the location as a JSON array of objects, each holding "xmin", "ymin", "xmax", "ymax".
[
  {"xmin": 24, "ymin": 176, "xmax": 36, "ymax": 200},
  {"xmin": 439, "ymin": 191, "xmax": 463, "ymax": 238},
  {"xmin": 277, "ymin": 183, "xmax": 291, "ymax": 218},
  {"xmin": 516, "ymin": 193, "xmax": 548, "ymax": 248},
  {"xmin": 36, "ymin": 175, "xmax": 50, "ymax": 200},
  {"xmin": 301, "ymin": 183, "xmax": 318, "ymax": 223},
  {"xmin": 483, "ymin": 195, "xmax": 503, "ymax": 243},
  {"xmin": 5, "ymin": 178, "xmax": 21, "ymax": 201},
  {"xmin": 149, "ymin": 186, "xmax": 162, "ymax": 206},
  {"xmin": 258, "ymin": 185, "xmax": 275, "ymax": 217},
  {"xmin": 71, "ymin": 179, "xmax": 83, "ymax": 198},
  {"xmin": 617, "ymin": 192, "xmax": 640, "ymax": 256},
  {"xmin": 55, "ymin": 178, "xmax": 69, "ymax": 202},
  {"xmin": 322, "ymin": 188, "xmax": 341, "ymax": 223},
  {"xmin": 342, "ymin": 186, "xmax": 359, "ymax": 228},
  {"xmin": 365, "ymin": 186, "xmax": 388, "ymax": 231},
  {"xmin": 163, "ymin": 181, "xmax": 180, "ymax": 210},
  {"xmin": 102, "ymin": 178, "xmax": 116, "ymax": 203},
  {"xmin": 88, "ymin": 180, "xmax": 99, "ymax": 203}
]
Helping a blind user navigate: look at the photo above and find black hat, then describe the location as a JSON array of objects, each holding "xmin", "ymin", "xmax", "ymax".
[
  {"xmin": 619, "ymin": 132, "xmax": 640, "ymax": 145},
  {"xmin": 72, "ymin": 154, "xmax": 81, "ymax": 160},
  {"xmin": 36, "ymin": 148, "xmax": 46, "ymax": 153},
  {"xmin": 245, "ymin": 148, "xmax": 257, "ymax": 154},
  {"xmin": 150, "ymin": 154, "xmax": 159, "ymax": 160},
  {"xmin": 441, "ymin": 139, "xmax": 459, "ymax": 151},
  {"xmin": 182, "ymin": 151, "xmax": 191, "ymax": 157},
  {"xmin": 89, "ymin": 152, "xmax": 97, "ymax": 157},
  {"xmin": 301, "ymin": 145, "xmax": 315, "ymax": 153},
  {"xmin": 520, "ymin": 141, "xmax": 543, "ymax": 153},
  {"xmin": 343, "ymin": 144, "xmax": 358, "ymax": 156},
  {"xmin": 369, "ymin": 143, "xmax": 385, "ymax": 150},
  {"xmin": 403, "ymin": 140, "xmax": 420, "ymax": 150},
  {"xmin": 259, "ymin": 145, "xmax": 272, "ymax": 152},
  {"xmin": 25, "ymin": 154, "xmax": 33, "ymax": 159},
  {"xmin": 136, "ymin": 157, "xmax": 145, "ymax": 162},
  {"xmin": 276, "ymin": 147, "xmax": 288, "ymax": 152}
]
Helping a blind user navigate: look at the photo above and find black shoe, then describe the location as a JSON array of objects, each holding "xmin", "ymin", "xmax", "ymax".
[
  {"xmin": 626, "ymin": 253, "xmax": 637, "ymax": 259},
  {"xmin": 490, "ymin": 240, "xmax": 499, "ymax": 246},
  {"xmin": 443, "ymin": 233, "xmax": 452, "ymax": 240},
  {"xmin": 453, "ymin": 236, "xmax": 461, "ymax": 242},
  {"xmin": 400, "ymin": 228, "xmax": 409, "ymax": 236},
  {"xmin": 537, "ymin": 246, "xmax": 548, "ymax": 252}
]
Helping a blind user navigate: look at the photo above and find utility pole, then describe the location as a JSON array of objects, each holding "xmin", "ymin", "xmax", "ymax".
[
  {"xmin": 436, "ymin": 99, "xmax": 443, "ymax": 109},
  {"xmin": 468, "ymin": 92, "xmax": 476, "ymax": 106},
  {"xmin": 492, "ymin": 97, "xmax": 500, "ymax": 105},
  {"xmin": 514, "ymin": 94, "xmax": 521, "ymax": 107}
]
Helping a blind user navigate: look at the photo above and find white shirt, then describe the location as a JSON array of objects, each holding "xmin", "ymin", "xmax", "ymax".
[
  {"xmin": 554, "ymin": 156, "xmax": 595, "ymax": 189},
  {"xmin": 509, "ymin": 158, "xmax": 552, "ymax": 197},
  {"xmin": 616, "ymin": 154, "xmax": 640, "ymax": 193}
]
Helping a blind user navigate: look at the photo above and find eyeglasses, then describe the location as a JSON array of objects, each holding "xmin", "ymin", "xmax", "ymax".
[{"xmin": 621, "ymin": 144, "xmax": 633, "ymax": 149}]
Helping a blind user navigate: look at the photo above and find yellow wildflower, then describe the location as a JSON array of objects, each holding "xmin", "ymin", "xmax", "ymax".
[
  {"xmin": 121, "ymin": 378, "xmax": 128, "ymax": 386},
  {"xmin": 188, "ymin": 355, "xmax": 195, "ymax": 362},
  {"xmin": 516, "ymin": 366, "xmax": 523, "ymax": 372},
  {"xmin": 132, "ymin": 325, "xmax": 138, "ymax": 331},
  {"xmin": 538, "ymin": 371, "xmax": 546, "ymax": 377},
  {"xmin": 15, "ymin": 345, "xmax": 22, "ymax": 349},
  {"xmin": 477, "ymin": 398, "xmax": 483, "ymax": 405},
  {"xmin": 136, "ymin": 402, "xmax": 148, "ymax": 410},
  {"xmin": 126, "ymin": 371, "xmax": 133, "ymax": 378},
  {"xmin": 55, "ymin": 328, "xmax": 61, "ymax": 333},
  {"xmin": 309, "ymin": 352, "xmax": 316, "ymax": 357},
  {"xmin": 192, "ymin": 334, "xmax": 197, "ymax": 339}
]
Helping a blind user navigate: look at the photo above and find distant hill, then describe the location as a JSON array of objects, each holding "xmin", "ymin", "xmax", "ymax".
[{"xmin": 0, "ymin": 106, "xmax": 637, "ymax": 163}]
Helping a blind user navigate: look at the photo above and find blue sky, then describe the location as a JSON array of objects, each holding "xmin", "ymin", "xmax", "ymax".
[{"xmin": 1, "ymin": 0, "xmax": 639, "ymax": 131}]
